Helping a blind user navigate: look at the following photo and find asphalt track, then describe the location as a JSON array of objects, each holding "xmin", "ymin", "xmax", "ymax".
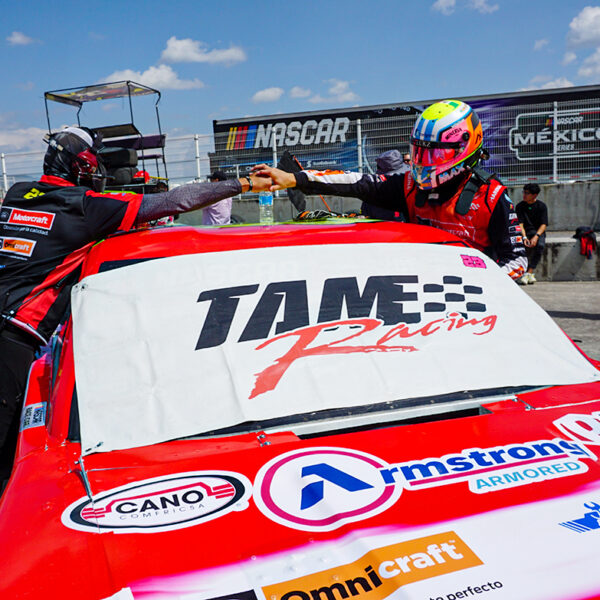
[{"xmin": 522, "ymin": 281, "xmax": 600, "ymax": 361}]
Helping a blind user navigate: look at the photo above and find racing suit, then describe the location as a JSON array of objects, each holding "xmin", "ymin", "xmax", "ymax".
[
  {"xmin": 0, "ymin": 174, "xmax": 242, "ymax": 475},
  {"xmin": 293, "ymin": 168, "xmax": 527, "ymax": 279}
]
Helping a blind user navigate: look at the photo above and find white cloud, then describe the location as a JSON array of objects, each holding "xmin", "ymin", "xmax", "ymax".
[
  {"xmin": 290, "ymin": 86, "xmax": 311, "ymax": 98},
  {"xmin": 432, "ymin": 0, "xmax": 456, "ymax": 15},
  {"xmin": 6, "ymin": 31, "xmax": 35, "ymax": 45},
  {"xmin": 562, "ymin": 51, "xmax": 577, "ymax": 65},
  {"xmin": 578, "ymin": 47, "xmax": 600, "ymax": 79},
  {"xmin": 568, "ymin": 6, "xmax": 600, "ymax": 47},
  {"xmin": 522, "ymin": 75, "xmax": 574, "ymax": 90},
  {"xmin": 534, "ymin": 39, "xmax": 549, "ymax": 51},
  {"xmin": 15, "ymin": 81, "xmax": 34, "ymax": 91},
  {"xmin": 309, "ymin": 79, "xmax": 359, "ymax": 104},
  {"xmin": 468, "ymin": 0, "xmax": 499, "ymax": 13},
  {"xmin": 0, "ymin": 126, "xmax": 47, "ymax": 151},
  {"xmin": 160, "ymin": 37, "xmax": 246, "ymax": 65},
  {"xmin": 252, "ymin": 87, "xmax": 285, "ymax": 103},
  {"xmin": 100, "ymin": 65, "xmax": 204, "ymax": 90}
]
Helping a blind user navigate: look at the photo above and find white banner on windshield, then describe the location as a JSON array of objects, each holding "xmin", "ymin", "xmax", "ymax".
[{"xmin": 71, "ymin": 243, "xmax": 599, "ymax": 454}]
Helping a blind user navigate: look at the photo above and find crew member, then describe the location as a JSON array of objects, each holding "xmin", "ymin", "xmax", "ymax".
[{"xmin": 0, "ymin": 126, "xmax": 269, "ymax": 477}]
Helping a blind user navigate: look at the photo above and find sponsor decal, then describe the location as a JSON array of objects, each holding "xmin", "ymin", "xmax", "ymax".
[
  {"xmin": 262, "ymin": 531, "xmax": 482, "ymax": 600},
  {"xmin": 460, "ymin": 255, "xmax": 487, "ymax": 269},
  {"xmin": 553, "ymin": 411, "xmax": 600, "ymax": 445},
  {"xmin": 226, "ymin": 118, "xmax": 350, "ymax": 151},
  {"xmin": 0, "ymin": 207, "xmax": 55, "ymax": 231},
  {"xmin": 509, "ymin": 108, "xmax": 600, "ymax": 160},
  {"xmin": 254, "ymin": 447, "xmax": 402, "ymax": 532},
  {"xmin": 510, "ymin": 236, "xmax": 523, "ymax": 245},
  {"xmin": 559, "ymin": 501, "xmax": 600, "ymax": 533},
  {"xmin": 0, "ymin": 236, "xmax": 36, "ymax": 257},
  {"xmin": 62, "ymin": 471, "xmax": 252, "ymax": 533},
  {"xmin": 20, "ymin": 402, "xmax": 46, "ymax": 431},
  {"xmin": 195, "ymin": 275, "xmax": 491, "ymax": 399},
  {"xmin": 438, "ymin": 164, "xmax": 466, "ymax": 185},
  {"xmin": 254, "ymin": 440, "xmax": 595, "ymax": 530}
]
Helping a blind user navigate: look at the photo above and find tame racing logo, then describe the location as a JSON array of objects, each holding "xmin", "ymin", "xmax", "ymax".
[
  {"xmin": 225, "ymin": 118, "xmax": 350, "ymax": 150},
  {"xmin": 262, "ymin": 531, "xmax": 482, "ymax": 600},
  {"xmin": 254, "ymin": 440, "xmax": 595, "ymax": 531},
  {"xmin": 194, "ymin": 274, "xmax": 493, "ymax": 399},
  {"xmin": 62, "ymin": 471, "xmax": 252, "ymax": 534}
]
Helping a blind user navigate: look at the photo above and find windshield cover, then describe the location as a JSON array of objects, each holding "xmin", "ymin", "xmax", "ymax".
[{"xmin": 71, "ymin": 243, "xmax": 599, "ymax": 454}]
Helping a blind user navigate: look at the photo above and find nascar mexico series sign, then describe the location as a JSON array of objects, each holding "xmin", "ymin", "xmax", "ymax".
[{"xmin": 71, "ymin": 243, "xmax": 599, "ymax": 454}]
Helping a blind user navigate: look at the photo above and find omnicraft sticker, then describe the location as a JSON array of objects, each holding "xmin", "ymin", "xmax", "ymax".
[
  {"xmin": 0, "ymin": 236, "xmax": 36, "ymax": 257},
  {"xmin": 62, "ymin": 471, "xmax": 252, "ymax": 534},
  {"xmin": 262, "ymin": 531, "xmax": 482, "ymax": 600},
  {"xmin": 255, "ymin": 440, "xmax": 595, "ymax": 531}
]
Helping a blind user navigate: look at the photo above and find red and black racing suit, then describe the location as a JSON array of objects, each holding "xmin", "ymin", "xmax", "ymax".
[
  {"xmin": 0, "ymin": 174, "xmax": 242, "ymax": 475},
  {"xmin": 293, "ymin": 169, "xmax": 527, "ymax": 279}
]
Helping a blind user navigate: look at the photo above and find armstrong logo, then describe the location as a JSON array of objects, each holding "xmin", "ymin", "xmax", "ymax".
[
  {"xmin": 254, "ymin": 447, "xmax": 402, "ymax": 532},
  {"xmin": 0, "ymin": 207, "xmax": 55, "ymax": 230},
  {"xmin": 254, "ymin": 439, "xmax": 595, "ymax": 530},
  {"xmin": 62, "ymin": 471, "xmax": 252, "ymax": 533},
  {"xmin": 263, "ymin": 531, "xmax": 482, "ymax": 600},
  {"xmin": 225, "ymin": 118, "xmax": 350, "ymax": 151}
]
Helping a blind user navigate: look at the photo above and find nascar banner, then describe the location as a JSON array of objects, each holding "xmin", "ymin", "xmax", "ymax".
[
  {"xmin": 211, "ymin": 85, "xmax": 600, "ymax": 182},
  {"xmin": 71, "ymin": 243, "xmax": 600, "ymax": 455}
]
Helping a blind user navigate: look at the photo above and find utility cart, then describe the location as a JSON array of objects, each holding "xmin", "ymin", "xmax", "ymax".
[{"xmin": 44, "ymin": 81, "xmax": 168, "ymax": 193}]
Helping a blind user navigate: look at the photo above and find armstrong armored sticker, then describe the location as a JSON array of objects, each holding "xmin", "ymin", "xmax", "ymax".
[
  {"xmin": 62, "ymin": 471, "xmax": 252, "ymax": 533},
  {"xmin": 255, "ymin": 440, "xmax": 596, "ymax": 530}
]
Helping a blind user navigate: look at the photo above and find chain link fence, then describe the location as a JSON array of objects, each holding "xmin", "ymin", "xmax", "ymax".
[{"xmin": 2, "ymin": 93, "xmax": 599, "ymax": 200}]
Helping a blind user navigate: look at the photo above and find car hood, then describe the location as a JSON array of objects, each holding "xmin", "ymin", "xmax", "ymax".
[{"xmin": 4, "ymin": 382, "xmax": 600, "ymax": 600}]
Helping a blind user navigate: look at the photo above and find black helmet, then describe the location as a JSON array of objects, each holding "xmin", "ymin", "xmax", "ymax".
[{"xmin": 43, "ymin": 126, "xmax": 106, "ymax": 191}]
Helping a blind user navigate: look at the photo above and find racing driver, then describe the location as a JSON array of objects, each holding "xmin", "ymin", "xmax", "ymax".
[
  {"xmin": 0, "ymin": 126, "xmax": 270, "ymax": 478},
  {"xmin": 253, "ymin": 99, "xmax": 527, "ymax": 279}
]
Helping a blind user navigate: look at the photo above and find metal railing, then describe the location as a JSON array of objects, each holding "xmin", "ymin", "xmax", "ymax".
[{"xmin": 2, "ymin": 94, "xmax": 599, "ymax": 199}]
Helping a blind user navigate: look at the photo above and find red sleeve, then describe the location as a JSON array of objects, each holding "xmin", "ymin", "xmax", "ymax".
[{"xmin": 83, "ymin": 190, "xmax": 143, "ymax": 236}]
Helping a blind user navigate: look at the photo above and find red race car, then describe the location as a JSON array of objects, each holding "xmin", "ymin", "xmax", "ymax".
[{"xmin": 2, "ymin": 220, "xmax": 600, "ymax": 600}]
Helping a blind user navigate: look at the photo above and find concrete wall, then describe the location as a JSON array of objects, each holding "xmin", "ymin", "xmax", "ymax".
[{"xmin": 506, "ymin": 181, "xmax": 600, "ymax": 232}]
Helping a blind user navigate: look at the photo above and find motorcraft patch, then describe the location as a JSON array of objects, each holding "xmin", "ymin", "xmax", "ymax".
[{"xmin": 62, "ymin": 471, "xmax": 252, "ymax": 533}]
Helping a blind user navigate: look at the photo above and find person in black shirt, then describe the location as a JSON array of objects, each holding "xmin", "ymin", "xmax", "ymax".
[
  {"xmin": 0, "ymin": 126, "xmax": 271, "ymax": 479},
  {"xmin": 516, "ymin": 183, "xmax": 548, "ymax": 284}
]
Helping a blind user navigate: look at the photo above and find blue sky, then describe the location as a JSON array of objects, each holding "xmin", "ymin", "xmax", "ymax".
[{"xmin": 1, "ymin": 0, "xmax": 599, "ymax": 153}]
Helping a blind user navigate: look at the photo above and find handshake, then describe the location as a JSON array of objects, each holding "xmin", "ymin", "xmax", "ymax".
[{"xmin": 242, "ymin": 164, "xmax": 298, "ymax": 194}]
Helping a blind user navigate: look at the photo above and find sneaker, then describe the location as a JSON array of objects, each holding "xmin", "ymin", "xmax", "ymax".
[
  {"xmin": 517, "ymin": 274, "xmax": 529, "ymax": 285},
  {"xmin": 527, "ymin": 273, "xmax": 536, "ymax": 284}
]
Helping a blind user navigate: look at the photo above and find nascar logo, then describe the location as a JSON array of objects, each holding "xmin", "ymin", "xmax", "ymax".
[{"xmin": 225, "ymin": 117, "xmax": 350, "ymax": 150}]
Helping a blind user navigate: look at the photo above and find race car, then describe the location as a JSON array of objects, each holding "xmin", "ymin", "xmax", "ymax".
[{"xmin": 2, "ymin": 219, "xmax": 600, "ymax": 600}]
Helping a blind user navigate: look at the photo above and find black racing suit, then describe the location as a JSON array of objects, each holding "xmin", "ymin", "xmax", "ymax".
[
  {"xmin": 293, "ymin": 169, "xmax": 527, "ymax": 278},
  {"xmin": 0, "ymin": 174, "xmax": 242, "ymax": 475}
]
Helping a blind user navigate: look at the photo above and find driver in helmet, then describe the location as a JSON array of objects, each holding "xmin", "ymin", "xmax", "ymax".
[
  {"xmin": 252, "ymin": 99, "xmax": 527, "ymax": 280},
  {"xmin": 0, "ymin": 126, "xmax": 270, "ymax": 478}
]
